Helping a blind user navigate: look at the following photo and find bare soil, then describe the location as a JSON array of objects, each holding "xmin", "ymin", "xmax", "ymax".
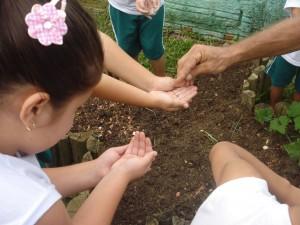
[{"xmin": 72, "ymin": 62, "xmax": 300, "ymax": 225}]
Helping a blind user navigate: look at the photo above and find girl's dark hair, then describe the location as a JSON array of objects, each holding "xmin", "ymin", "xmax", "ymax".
[{"xmin": 0, "ymin": 0, "xmax": 103, "ymax": 106}]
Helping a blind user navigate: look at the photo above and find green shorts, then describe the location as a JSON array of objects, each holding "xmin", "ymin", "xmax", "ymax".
[
  {"xmin": 109, "ymin": 4, "xmax": 165, "ymax": 60},
  {"xmin": 266, "ymin": 56, "xmax": 300, "ymax": 92}
]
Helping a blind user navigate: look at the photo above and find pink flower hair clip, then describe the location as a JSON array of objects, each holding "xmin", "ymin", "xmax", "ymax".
[{"xmin": 25, "ymin": 0, "xmax": 68, "ymax": 46}]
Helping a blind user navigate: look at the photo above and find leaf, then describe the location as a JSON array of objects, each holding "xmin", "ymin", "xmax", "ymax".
[
  {"xmin": 284, "ymin": 140, "xmax": 300, "ymax": 161},
  {"xmin": 287, "ymin": 102, "xmax": 300, "ymax": 118},
  {"xmin": 294, "ymin": 116, "xmax": 300, "ymax": 131},
  {"xmin": 255, "ymin": 107, "xmax": 273, "ymax": 124},
  {"xmin": 269, "ymin": 116, "xmax": 290, "ymax": 134}
]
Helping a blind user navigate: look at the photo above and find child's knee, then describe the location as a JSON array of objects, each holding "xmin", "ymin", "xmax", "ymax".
[{"xmin": 209, "ymin": 141, "xmax": 234, "ymax": 162}]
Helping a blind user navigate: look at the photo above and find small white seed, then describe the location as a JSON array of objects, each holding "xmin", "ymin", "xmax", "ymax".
[{"xmin": 263, "ymin": 145, "xmax": 269, "ymax": 150}]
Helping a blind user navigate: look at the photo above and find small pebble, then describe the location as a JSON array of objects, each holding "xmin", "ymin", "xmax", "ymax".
[{"xmin": 263, "ymin": 145, "xmax": 269, "ymax": 150}]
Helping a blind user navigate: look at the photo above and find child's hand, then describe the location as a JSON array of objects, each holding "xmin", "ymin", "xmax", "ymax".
[
  {"xmin": 111, "ymin": 132, "xmax": 157, "ymax": 182},
  {"xmin": 136, "ymin": 0, "xmax": 160, "ymax": 16},
  {"xmin": 291, "ymin": 8, "xmax": 300, "ymax": 17},
  {"xmin": 151, "ymin": 0, "xmax": 160, "ymax": 11},
  {"xmin": 151, "ymin": 76, "xmax": 194, "ymax": 92},
  {"xmin": 148, "ymin": 76, "xmax": 198, "ymax": 111},
  {"xmin": 149, "ymin": 86, "xmax": 198, "ymax": 111},
  {"xmin": 146, "ymin": 0, "xmax": 160, "ymax": 15},
  {"xmin": 136, "ymin": 0, "xmax": 151, "ymax": 16},
  {"xmin": 95, "ymin": 145, "xmax": 129, "ymax": 179}
]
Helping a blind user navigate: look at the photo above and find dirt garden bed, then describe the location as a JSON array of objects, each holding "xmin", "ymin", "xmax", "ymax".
[{"xmin": 71, "ymin": 62, "xmax": 300, "ymax": 225}]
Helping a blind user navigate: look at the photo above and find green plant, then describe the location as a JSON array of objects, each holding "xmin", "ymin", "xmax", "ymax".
[
  {"xmin": 284, "ymin": 139, "xmax": 300, "ymax": 165},
  {"xmin": 288, "ymin": 101, "xmax": 300, "ymax": 118},
  {"xmin": 269, "ymin": 116, "xmax": 290, "ymax": 135},
  {"xmin": 255, "ymin": 107, "xmax": 273, "ymax": 124},
  {"xmin": 294, "ymin": 116, "xmax": 300, "ymax": 131},
  {"xmin": 255, "ymin": 102, "xmax": 300, "ymax": 163}
]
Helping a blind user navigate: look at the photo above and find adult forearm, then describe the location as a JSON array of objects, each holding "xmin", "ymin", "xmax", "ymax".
[
  {"xmin": 99, "ymin": 32, "xmax": 156, "ymax": 91},
  {"xmin": 92, "ymin": 73, "xmax": 158, "ymax": 108},
  {"xmin": 44, "ymin": 160, "xmax": 99, "ymax": 197},
  {"xmin": 73, "ymin": 170, "xmax": 129, "ymax": 225},
  {"xmin": 227, "ymin": 17, "xmax": 300, "ymax": 66}
]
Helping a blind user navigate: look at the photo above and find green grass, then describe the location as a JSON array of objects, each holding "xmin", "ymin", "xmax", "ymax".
[{"xmin": 79, "ymin": 0, "xmax": 220, "ymax": 76}]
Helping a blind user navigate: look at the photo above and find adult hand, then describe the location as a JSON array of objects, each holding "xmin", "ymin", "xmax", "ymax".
[
  {"xmin": 149, "ymin": 86, "xmax": 198, "ymax": 111},
  {"xmin": 175, "ymin": 44, "xmax": 232, "ymax": 86},
  {"xmin": 111, "ymin": 132, "xmax": 157, "ymax": 181}
]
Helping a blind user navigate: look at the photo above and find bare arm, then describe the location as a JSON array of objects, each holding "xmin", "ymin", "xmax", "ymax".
[
  {"xmin": 98, "ymin": 32, "xmax": 198, "ymax": 109},
  {"xmin": 92, "ymin": 73, "xmax": 197, "ymax": 111},
  {"xmin": 72, "ymin": 169, "xmax": 129, "ymax": 225},
  {"xmin": 100, "ymin": 31, "xmax": 161, "ymax": 91},
  {"xmin": 93, "ymin": 73, "xmax": 157, "ymax": 107},
  {"xmin": 37, "ymin": 133, "xmax": 156, "ymax": 225},
  {"xmin": 37, "ymin": 168, "xmax": 130, "ymax": 225},
  {"xmin": 44, "ymin": 161, "xmax": 99, "ymax": 197},
  {"xmin": 289, "ymin": 206, "xmax": 300, "ymax": 225},
  {"xmin": 229, "ymin": 17, "xmax": 300, "ymax": 66},
  {"xmin": 176, "ymin": 17, "xmax": 300, "ymax": 82},
  {"xmin": 100, "ymin": 31, "xmax": 193, "ymax": 90},
  {"xmin": 44, "ymin": 145, "xmax": 130, "ymax": 197}
]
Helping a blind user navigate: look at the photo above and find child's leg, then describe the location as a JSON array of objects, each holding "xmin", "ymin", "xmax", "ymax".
[
  {"xmin": 140, "ymin": 6, "xmax": 165, "ymax": 76},
  {"xmin": 293, "ymin": 92, "xmax": 300, "ymax": 101},
  {"xmin": 209, "ymin": 142, "xmax": 262, "ymax": 186},
  {"xmin": 150, "ymin": 55, "xmax": 165, "ymax": 77},
  {"xmin": 294, "ymin": 67, "xmax": 300, "ymax": 101},
  {"xmin": 109, "ymin": 5, "xmax": 141, "ymax": 59},
  {"xmin": 270, "ymin": 86, "xmax": 284, "ymax": 108},
  {"xmin": 209, "ymin": 142, "xmax": 300, "ymax": 205},
  {"xmin": 265, "ymin": 56, "xmax": 296, "ymax": 107}
]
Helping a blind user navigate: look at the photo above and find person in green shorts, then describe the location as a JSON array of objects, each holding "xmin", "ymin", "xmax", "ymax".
[
  {"xmin": 265, "ymin": 2, "xmax": 300, "ymax": 108},
  {"xmin": 108, "ymin": 0, "xmax": 166, "ymax": 76},
  {"xmin": 266, "ymin": 56, "xmax": 300, "ymax": 108}
]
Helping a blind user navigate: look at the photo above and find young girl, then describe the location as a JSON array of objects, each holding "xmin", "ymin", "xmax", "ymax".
[{"xmin": 0, "ymin": 0, "xmax": 157, "ymax": 224}]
